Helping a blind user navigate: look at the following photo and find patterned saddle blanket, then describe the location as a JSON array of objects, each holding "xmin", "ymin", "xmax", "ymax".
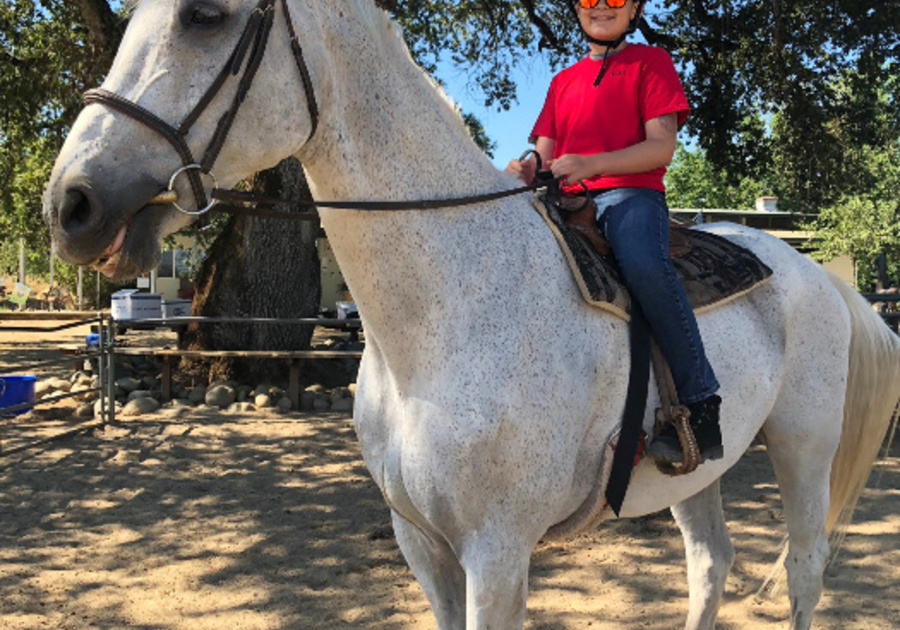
[{"xmin": 532, "ymin": 194, "xmax": 773, "ymax": 321}]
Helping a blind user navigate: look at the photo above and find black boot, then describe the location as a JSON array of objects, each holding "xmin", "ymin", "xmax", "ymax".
[{"xmin": 646, "ymin": 394, "xmax": 724, "ymax": 464}]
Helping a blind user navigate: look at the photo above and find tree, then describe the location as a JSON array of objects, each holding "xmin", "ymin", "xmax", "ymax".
[
  {"xmin": 665, "ymin": 143, "xmax": 770, "ymax": 211},
  {"xmin": 805, "ymin": 142, "xmax": 900, "ymax": 290},
  {"xmin": 181, "ymin": 158, "xmax": 323, "ymax": 384}
]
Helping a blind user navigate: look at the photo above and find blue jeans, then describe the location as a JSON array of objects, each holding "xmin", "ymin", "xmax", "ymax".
[{"xmin": 593, "ymin": 188, "xmax": 719, "ymax": 404}]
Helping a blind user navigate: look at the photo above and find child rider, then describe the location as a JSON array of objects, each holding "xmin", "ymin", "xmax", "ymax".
[{"xmin": 505, "ymin": 0, "xmax": 723, "ymax": 464}]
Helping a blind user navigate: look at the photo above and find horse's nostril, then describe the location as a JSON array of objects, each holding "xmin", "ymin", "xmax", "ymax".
[{"xmin": 59, "ymin": 189, "xmax": 95, "ymax": 233}]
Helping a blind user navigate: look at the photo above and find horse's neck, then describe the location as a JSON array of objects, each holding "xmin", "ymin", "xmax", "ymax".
[
  {"xmin": 298, "ymin": 5, "xmax": 498, "ymax": 201},
  {"xmin": 295, "ymin": 6, "xmax": 526, "ymax": 356}
]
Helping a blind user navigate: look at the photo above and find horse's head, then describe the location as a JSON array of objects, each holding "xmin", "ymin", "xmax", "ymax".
[{"xmin": 43, "ymin": 0, "xmax": 321, "ymax": 281}]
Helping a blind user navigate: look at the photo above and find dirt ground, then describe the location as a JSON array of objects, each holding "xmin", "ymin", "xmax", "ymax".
[{"xmin": 1, "ymin": 316, "xmax": 898, "ymax": 629}]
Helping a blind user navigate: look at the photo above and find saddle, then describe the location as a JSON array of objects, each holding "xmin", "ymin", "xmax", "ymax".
[
  {"xmin": 533, "ymin": 190, "xmax": 773, "ymax": 322},
  {"xmin": 557, "ymin": 194, "xmax": 692, "ymax": 260}
]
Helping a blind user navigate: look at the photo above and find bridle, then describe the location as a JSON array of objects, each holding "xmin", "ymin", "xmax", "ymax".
[
  {"xmin": 83, "ymin": 0, "xmax": 319, "ymax": 217},
  {"xmin": 82, "ymin": 0, "xmax": 554, "ymax": 222}
]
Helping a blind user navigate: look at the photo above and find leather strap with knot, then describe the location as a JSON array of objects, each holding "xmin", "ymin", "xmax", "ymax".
[{"xmin": 651, "ymin": 341, "xmax": 701, "ymax": 476}]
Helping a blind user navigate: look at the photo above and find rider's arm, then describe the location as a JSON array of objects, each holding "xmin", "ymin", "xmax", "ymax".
[{"xmin": 549, "ymin": 113, "xmax": 678, "ymax": 185}]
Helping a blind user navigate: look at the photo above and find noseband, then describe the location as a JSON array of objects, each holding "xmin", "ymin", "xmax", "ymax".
[{"xmin": 83, "ymin": 0, "xmax": 319, "ymax": 216}]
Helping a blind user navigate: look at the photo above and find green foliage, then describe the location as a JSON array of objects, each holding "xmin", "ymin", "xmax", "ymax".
[
  {"xmin": 1, "ymin": 1, "xmax": 103, "ymax": 236},
  {"xmin": 804, "ymin": 142, "xmax": 900, "ymax": 289},
  {"xmin": 665, "ymin": 143, "xmax": 770, "ymax": 210},
  {"xmin": 461, "ymin": 112, "xmax": 497, "ymax": 157}
]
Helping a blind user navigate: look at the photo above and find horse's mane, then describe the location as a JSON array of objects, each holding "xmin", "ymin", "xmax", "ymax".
[
  {"xmin": 121, "ymin": 0, "xmax": 141, "ymax": 19},
  {"xmin": 349, "ymin": 0, "xmax": 474, "ymax": 139}
]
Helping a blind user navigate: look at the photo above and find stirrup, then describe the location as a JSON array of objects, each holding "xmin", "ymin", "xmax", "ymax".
[{"xmin": 649, "ymin": 404, "xmax": 702, "ymax": 475}]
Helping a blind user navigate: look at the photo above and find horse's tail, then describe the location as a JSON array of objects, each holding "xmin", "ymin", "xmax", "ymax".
[
  {"xmin": 825, "ymin": 271, "xmax": 900, "ymax": 537},
  {"xmin": 759, "ymin": 271, "xmax": 899, "ymax": 598}
]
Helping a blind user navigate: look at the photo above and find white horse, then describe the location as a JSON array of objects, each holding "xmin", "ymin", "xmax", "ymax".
[{"xmin": 43, "ymin": 1, "xmax": 899, "ymax": 628}]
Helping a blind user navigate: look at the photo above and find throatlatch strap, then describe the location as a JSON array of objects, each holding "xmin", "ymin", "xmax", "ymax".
[{"xmin": 605, "ymin": 304, "xmax": 651, "ymax": 516}]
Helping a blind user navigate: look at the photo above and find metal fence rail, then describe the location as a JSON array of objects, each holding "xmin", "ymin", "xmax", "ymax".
[
  {"xmin": 862, "ymin": 293, "xmax": 900, "ymax": 333},
  {"xmin": 102, "ymin": 315, "xmax": 363, "ymax": 422},
  {"xmin": 1, "ymin": 314, "xmax": 109, "ymax": 456}
]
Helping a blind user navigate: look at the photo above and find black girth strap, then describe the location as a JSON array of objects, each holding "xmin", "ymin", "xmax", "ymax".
[{"xmin": 605, "ymin": 303, "xmax": 651, "ymax": 516}]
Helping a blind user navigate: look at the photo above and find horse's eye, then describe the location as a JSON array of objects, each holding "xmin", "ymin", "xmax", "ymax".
[{"xmin": 191, "ymin": 6, "xmax": 222, "ymax": 25}]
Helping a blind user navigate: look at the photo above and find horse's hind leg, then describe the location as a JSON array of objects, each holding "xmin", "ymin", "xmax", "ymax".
[
  {"xmin": 764, "ymin": 405, "xmax": 839, "ymax": 630},
  {"xmin": 670, "ymin": 480, "xmax": 735, "ymax": 630},
  {"xmin": 392, "ymin": 512, "xmax": 467, "ymax": 629}
]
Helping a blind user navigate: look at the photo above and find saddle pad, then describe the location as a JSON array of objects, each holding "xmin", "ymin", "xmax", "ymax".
[{"xmin": 533, "ymin": 196, "xmax": 774, "ymax": 321}]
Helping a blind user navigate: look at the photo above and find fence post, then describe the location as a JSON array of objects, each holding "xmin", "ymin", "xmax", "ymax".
[
  {"xmin": 18, "ymin": 237, "xmax": 25, "ymax": 285},
  {"xmin": 106, "ymin": 316, "xmax": 117, "ymax": 424},
  {"xmin": 97, "ymin": 312, "xmax": 106, "ymax": 426}
]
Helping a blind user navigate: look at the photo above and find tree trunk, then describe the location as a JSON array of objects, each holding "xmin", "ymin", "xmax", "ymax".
[{"xmin": 182, "ymin": 157, "xmax": 322, "ymax": 386}]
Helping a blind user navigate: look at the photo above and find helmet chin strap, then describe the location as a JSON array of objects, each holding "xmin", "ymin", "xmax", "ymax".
[{"xmin": 589, "ymin": 33, "xmax": 627, "ymax": 86}]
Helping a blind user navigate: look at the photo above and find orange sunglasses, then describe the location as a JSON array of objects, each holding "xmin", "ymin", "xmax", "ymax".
[{"xmin": 578, "ymin": 0, "xmax": 628, "ymax": 8}]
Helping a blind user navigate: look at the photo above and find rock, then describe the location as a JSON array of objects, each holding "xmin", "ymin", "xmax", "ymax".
[
  {"xmin": 255, "ymin": 393, "xmax": 273, "ymax": 408},
  {"xmin": 312, "ymin": 396, "xmax": 330, "ymax": 411},
  {"xmin": 348, "ymin": 383, "xmax": 357, "ymax": 397},
  {"xmin": 51, "ymin": 376, "xmax": 74, "ymax": 391},
  {"xmin": 115, "ymin": 376, "xmax": 142, "ymax": 393},
  {"xmin": 331, "ymin": 397, "xmax": 353, "ymax": 412},
  {"xmin": 300, "ymin": 390, "xmax": 318, "ymax": 411},
  {"xmin": 276, "ymin": 397, "xmax": 293, "ymax": 412},
  {"xmin": 236, "ymin": 385, "xmax": 253, "ymax": 402},
  {"xmin": 205, "ymin": 384, "xmax": 236, "ymax": 408},
  {"xmin": 126, "ymin": 390, "xmax": 156, "ymax": 402},
  {"xmin": 305, "ymin": 383, "xmax": 326, "ymax": 394},
  {"xmin": 170, "ymin": 398, "xmax": 194, "ymax": 408},
  {"xmin": 331, "ymin": 387, "xmax": 350, "ymax": 402},
  {"xmin": 188, "ymin": 386, "xmax": 207, "ymax": 404},
  {"xmin": 34, "ymin": 380, "xmax": 54, "ymax": 400},
  {"xmin": 94, "ymin": 399, "xmax": 123, "ymax": 417},
  {"xmin": 71, "ymin": 383, "xmax": 97, "ymax": 401},
  {"xmin": 121, "ymin": 397, "xmax": 161, "ymax": 417},
  {"xmin": 75, "ymin": 403, "xmax": 95, "ymax": 419},
  {"xmin": 227, "ymin": 402, "xmax": 255, "ymax": 413}
]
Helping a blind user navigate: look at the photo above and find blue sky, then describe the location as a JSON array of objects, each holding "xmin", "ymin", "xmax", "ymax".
[{"xmin": 435, "ymin": 59, "xmax": 555, "ymax": 170}]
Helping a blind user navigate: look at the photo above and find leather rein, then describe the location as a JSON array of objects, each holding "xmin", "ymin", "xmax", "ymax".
[{"xmin": 82, "ymin": 0, "xmax": 549, "ymax": 223}]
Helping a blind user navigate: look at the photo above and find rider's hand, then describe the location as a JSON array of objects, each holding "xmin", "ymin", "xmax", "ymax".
[
  {"xmin": 550, "ymin": 154, "xmax": 597, "ymax": 187},
  {"xmin": 504, "ymin": 157, "xmax": 536, "ymax": 184}
]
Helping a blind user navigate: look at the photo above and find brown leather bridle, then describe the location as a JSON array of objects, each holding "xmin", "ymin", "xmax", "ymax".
[
  {"xmin": 82, "ymin": 0, "xmax": 556, "ymax": 221},
  {"xmin": 83, "ymin": 0, "xmax": 319, "ymax": 216}
]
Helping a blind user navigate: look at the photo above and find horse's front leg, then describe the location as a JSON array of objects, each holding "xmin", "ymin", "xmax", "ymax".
[
  {"xmin": 392, "ymin": 512, "xmax": 467, "ymax": 630},
  {"xmin": 392, "ymin": 512, "xmax": 531, "ymax": 630},
  {"xmin": 670, "ymin": 479, "xmax": 735, "ymax": 630},
  {"xmin": 458, "ymin": 532, "xmax": 531, "ymax": 630}
]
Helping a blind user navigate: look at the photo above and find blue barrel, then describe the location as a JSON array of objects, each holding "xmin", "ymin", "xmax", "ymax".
[{"xmin": 0, "ymin": 375, "xmax": 37, "ymax": 416}]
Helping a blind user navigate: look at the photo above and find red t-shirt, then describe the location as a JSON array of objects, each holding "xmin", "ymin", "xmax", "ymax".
[{"xmin": 530, "ymin": 44, "xmax": 689, "ymax": 193}]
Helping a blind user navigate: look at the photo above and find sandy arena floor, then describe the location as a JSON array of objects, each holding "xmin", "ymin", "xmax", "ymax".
[{"xmin": 0, "ymin": 316, "xmax": 897, "ymax": 629}]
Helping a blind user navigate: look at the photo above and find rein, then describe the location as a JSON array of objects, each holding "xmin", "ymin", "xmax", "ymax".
[{"xmin": 206, "ymin": 179, "xmax": 550, "ymax": 221}]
